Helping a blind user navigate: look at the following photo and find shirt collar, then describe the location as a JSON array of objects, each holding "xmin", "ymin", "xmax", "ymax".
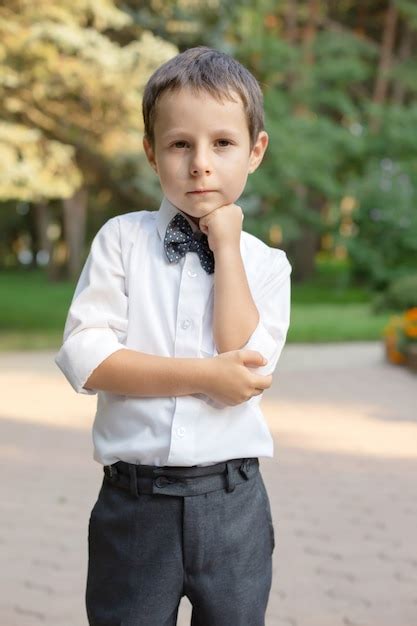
[{"xmin": 156, "ymin": 196, "xmax": 199, "ymax": 241}]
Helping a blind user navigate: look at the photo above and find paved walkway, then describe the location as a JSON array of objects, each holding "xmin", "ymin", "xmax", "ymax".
[{"xmin": 0, "ymin": 343, "xmax": 416, "ymax": 626}]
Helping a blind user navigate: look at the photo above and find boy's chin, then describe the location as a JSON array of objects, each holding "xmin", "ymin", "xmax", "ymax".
[
  {"xmin": 180, "ymin": 205, "xmax": 217, "ymax": 224},
  {"xmin": 176, "ymin": 198, "xmax": 231, "ymax": 226}
]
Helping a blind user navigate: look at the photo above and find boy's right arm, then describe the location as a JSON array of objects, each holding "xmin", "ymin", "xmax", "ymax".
[
  {"xmin": 84, "ymin": 348, "xmax": 271, "ymax": 406},
  {"xmin": 84, "ymin": 349, "xmax": 208, "ymax": 397}
]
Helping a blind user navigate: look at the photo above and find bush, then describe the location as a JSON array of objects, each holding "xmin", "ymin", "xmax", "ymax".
[
  {"xmin": 345, "ymin": 156, "xmax": 417, "ymax": 289},
  {"xmin": 373, "ymin": 274, "xmax": 417, "ymax": 312}
]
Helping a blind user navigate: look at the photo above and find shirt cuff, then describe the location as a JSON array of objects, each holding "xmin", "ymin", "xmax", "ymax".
[
  {"xmin": 239, "ymin": 318, "xmax": 287, "ymax": 376},
  {"xmin": 54, "ymin": 328, "xmax": 127, "ymax": 395}
]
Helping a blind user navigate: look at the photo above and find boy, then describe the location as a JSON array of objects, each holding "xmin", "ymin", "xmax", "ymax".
[{"xmin": 55, "ymin": 46, "xmax": 291, "ymax": 626}]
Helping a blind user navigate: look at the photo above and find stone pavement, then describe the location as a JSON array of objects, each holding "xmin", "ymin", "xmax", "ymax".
[{"xmin": 0, "ymin": 342, "xmax": 416, "ymax": 626}]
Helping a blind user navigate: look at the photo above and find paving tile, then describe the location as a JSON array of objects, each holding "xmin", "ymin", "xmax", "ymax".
[{"xmin": 0, "ymin": 344, "xmax": 416, "ymax": 625}]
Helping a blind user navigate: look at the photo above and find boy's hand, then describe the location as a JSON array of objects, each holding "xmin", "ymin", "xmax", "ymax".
[
  {"xmin": 199, "ymin": 203, "xmax": 243, "ymax": 252},
  {"xmin": 201, "ymin": 350, "xmax": 272, "ymax": 406}
]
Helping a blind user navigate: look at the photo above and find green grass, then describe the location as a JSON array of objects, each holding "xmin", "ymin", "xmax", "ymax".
[
  {"xmin": 1, "ymin": 269, "xmax": 73, "ymax": 330},
  {"xmin": 287, "ymin": 303, "xmax": 390, "ymax": 342},
  {"xmin": 0, "ymin": 268, "xmax": 74, "ymax": 350},
  {"xmin": 0, "ymin": 261, "xmax": 391, "ymax": 350},
  {"xmin": 287, "ymin": 255, "xmax": 391, "ymax": 341}
]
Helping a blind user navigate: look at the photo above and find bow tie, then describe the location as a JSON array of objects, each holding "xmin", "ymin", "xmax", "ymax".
[{"xmin": 164, "ymin": 213, "xmax": 215, "ymax": 274}]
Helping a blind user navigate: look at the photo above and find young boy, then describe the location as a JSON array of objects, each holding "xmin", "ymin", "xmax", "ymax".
[{"xmin": 55, "ymin": 46, "xmax": 291, "ymax": 626}]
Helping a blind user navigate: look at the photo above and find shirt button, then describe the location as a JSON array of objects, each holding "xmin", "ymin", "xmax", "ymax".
[
  {"xmin": 181, "ymin": 319, "xmax": 191, "ymax": 329},
  {"xmin": 187, "ymin": 269, "xmax": 197, "ymax": 278},
  {"xmin": 176, "ymin": 426, "xmax": 186, "ymax": 438}
]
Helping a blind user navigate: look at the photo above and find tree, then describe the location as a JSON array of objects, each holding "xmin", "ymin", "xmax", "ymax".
[
  {"xmin": 3, "ymin": 0, "xmax": 417, "ymax": 288},
  {"xmin": 143, "ymin": 0, "xmax": 417, "ymax": 286},
  {"xmin": 0, "ymin": 0, "xmax": 177, "ymax": 278}
]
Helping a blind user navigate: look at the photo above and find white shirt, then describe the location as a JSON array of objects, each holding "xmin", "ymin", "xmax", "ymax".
[{"xmin": 54, "ymin": 196, "xmax": 292, "ymax": 467}]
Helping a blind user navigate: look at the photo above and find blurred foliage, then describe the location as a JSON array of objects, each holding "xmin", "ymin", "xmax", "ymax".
[
  {"xmin": 118, "ymin": 0, "xmax": 417, "ymax": 287},
  {"xmin": 1, "ymin": 0, "xmax": 417, "ymax": 291},
  {"xmin": 346, "ymin": 155, "xmax": 417, "ymax": 288},
  {"xmin": 0, "ymin": 0, "xmax": 177, "ymax": 203},
  {"xmin": 373, "ymin": 274, "xmax": 417, "ymax": 312}
]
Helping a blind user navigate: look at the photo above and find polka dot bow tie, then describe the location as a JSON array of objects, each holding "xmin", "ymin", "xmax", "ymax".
[{"xmin": 164, "ymin": 213, "xmax": 215, "ymax": 274}]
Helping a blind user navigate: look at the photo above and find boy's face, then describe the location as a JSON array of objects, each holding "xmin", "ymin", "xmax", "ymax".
[{"xmin": 143, "ymin": 87, "xmax": 268, "ymax": 227}]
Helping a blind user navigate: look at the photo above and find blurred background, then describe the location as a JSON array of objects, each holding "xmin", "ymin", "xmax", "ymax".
[
  {"xmin": 1, "ymin": 0, "xmax": 416, "ymax": 354},
  {"xmin": 1, "ymin": 2, "xmax": 417, "ymax": 626}
]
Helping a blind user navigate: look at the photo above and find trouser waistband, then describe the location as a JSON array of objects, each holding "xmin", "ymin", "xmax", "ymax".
[{"xmin": 103, "ymin": 457, "xmax": 259, "ymax": 498}]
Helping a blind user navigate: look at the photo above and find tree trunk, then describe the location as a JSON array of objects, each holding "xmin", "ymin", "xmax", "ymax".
[
  {"xmin": 62, "ymin": 186, "xmax": 88, "ymax": 282},
  {"xmin": 373, "ymin": 1, "xmax": 399, "ymax": 105},
  {"xmin": 285, "ymin": 0, "xmax": 298, "ymax": 43},
  {"xmin": 392, "ymin": 20, "xmax": 413, "ymax": 105},
  {"xmin": 291, "ymin": 0, "xmax": 321, "ymax": 281},
  {"xmin": 289, "ymin": 185, "xmax": 321, "ymax": 281},
  {"xmin": 302, "ymin": 0, "xmax": 320, "ymax": 65},
  {"xmin": 30, "ymin": 202, "xmax": 51, "ymax": 270},
  {"xmin": 290, "ymin": 227, "xmax": 320, "ymax": 281}
]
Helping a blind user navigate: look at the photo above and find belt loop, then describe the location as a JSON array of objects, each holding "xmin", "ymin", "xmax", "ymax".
[
  {"xmin": 225, "ymin": 461, "xmax": 235, "ymax": 493},
  {"xmin": 104, "ymin": 464, "xmax": 118, "ymax": 482},
  {"xmin": 239, "ymin": 459, "xmax": 251, "ymax": 481},
  {"xmin": 128, "ymin": 464, "xmax": 139, "ymax": 498}
]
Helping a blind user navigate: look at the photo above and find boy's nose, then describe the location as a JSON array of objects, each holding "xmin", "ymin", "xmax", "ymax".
[{"xmin": 189, "ymin": 150, "xmax": 212, "ymax": 176}]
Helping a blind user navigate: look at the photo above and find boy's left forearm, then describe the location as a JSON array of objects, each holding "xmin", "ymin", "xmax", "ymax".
[{"xmin": 213, "ymin": 246, "xmax": 259, "ymax": 353}]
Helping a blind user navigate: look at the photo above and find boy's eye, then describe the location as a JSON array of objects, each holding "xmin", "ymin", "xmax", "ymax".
[{"xmin": 170, "ymin": 139, "xmax": 233, "ymax": 149}]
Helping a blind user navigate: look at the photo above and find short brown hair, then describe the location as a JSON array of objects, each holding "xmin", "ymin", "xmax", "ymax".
[{"xmin": 142, "ymin": 46, "xmax": 265, "ymax": 150}]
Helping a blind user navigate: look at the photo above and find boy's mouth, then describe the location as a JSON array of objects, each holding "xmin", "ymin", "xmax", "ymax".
[{"xmin": 187, "ymin": 189, "xmax": 216, "ymax": 195}]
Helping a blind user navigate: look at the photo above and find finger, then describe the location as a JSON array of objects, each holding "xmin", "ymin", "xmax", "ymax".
[
  {"xmin": 254, "ymin": 375, "xmax": 272, "ymax": 390},
  {"xmin": 240, "ymin": 350, "xmax": 267, "ymax": 365}
]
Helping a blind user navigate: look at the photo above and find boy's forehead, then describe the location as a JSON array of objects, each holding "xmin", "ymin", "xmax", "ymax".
[
  {"xmin": 158, "ymin": 85, "xmax": 244, "ymax": 109},
  {"xmin": 154, "ymin": 87, "xmax": 248, "ymax": 135}
]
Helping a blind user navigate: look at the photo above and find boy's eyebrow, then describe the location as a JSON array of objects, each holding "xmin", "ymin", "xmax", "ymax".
[{"xmin": 162, "ymin": 128, "xmax": 240, "ymax": 138}]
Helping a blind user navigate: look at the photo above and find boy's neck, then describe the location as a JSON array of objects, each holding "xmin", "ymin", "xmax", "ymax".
[{"xmin": 180, "ymin": 210, "xmax": 200, "ymax": 229}]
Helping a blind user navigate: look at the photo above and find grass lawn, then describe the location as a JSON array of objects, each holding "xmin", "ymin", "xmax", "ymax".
[
  {"xmin": 288, "ymin": 261, "xmax": 391, "ymax": 342},
  {"xmin": 0, "ymin": 260, "xmax": 391, "ymax": 351}
]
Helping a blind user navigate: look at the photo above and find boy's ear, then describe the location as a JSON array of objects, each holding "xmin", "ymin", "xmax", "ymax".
[
  {"xmin": 248, "ymin": 131, "xmax": 269, "ymax": 174},
  {"xmin": 143, "ymin": 136, "xmax": 158, "ymax": 174}
]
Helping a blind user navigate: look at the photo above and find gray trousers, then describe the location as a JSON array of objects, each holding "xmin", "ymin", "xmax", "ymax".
[{"xmin": 86, "ymin": 458, "xmax": 275, "ymax": 626}]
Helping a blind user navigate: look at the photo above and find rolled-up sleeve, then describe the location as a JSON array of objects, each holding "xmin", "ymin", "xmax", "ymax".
[
  {"xmin": 54, "ymin": 217, "xmax": 128, "ymax": 395},
  {"xmin": 240, "ymin": 250, "xmax": 291, "ymax": 376}
]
